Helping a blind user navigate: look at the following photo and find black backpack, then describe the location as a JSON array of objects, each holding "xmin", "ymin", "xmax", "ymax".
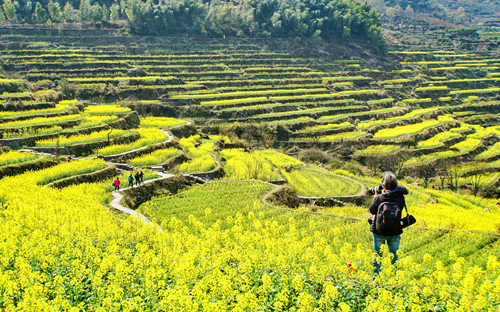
[{"xmin": 375, "ymin": 198, "xmax": 403, "ymax": 236}]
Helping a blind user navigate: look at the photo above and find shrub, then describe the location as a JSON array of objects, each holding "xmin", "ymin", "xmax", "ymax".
[
  {"xmin": 479, "ymin": 185, "xmax": 500, "ymax": 199},
  {"xmin": 269, "ymin": 184, "xmax": 300, "ymax": 208},
  {"xmin": 299, "ymin": 148, "xmax": 332, "ymax": 164}
]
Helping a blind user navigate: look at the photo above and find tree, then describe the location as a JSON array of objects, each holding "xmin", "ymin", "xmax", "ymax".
[
  {"xmin": 405, "ymin": 4, "xmax": 415, "ymax": 18},
  {"xmin": 20, "ymin": 0, "xmax": 33, "ymax": 23},
  {"xmin": 380, "ymin": 152, "xmax": 409, "ymax": 177},
  {"xmin": 454, "ymin": 6, "xmax": 467, "ymax": 24},
  {"xmin": 386, "ymin": 4, "xmax": 403, "ymax": 19},
  {"xmin": 48, "ymin": 0, "xmax": 63, "ymax": 23},
  {"xmin": 436, "ymin": 161, "xmax": 450, "ymax": 190},
  {"xmin": 78, "ymin": 0, "xmax": 91, "ymax": 22},
  {"xmin": 62, "ymin": 3, "xmax": 76, "ymax": 22},
  {"xmin": 101, "ymin": 4, "xmax": 109, "ymax": 22},
  {"xmin": 469, "ymin": 162, "xmax": 486, "ymax": 197},
  {"xmin": 447, "ymin": 165, "xmax": 461, "ymax": 192},
  {"xmin": 365, "ymin": 156, "xmax": 381, "ymax": 175},
  {"xmin": 262, "ymin": 132, "xmax": 276, "ymax": 149},
  {"xmin": 0, "ymin": 0, "xmax": 384, "ymax": 43},
  {"xmin": 110, "ymin": 3, "xmax": 119, "ymax": 21},
  {"xmin": 385, "ymin": 7, "xmax": 396, "ymax": 18},
  {"xmin": 0, "ymin": 6, "xmax": 6, "ymax": 21},
  {"xmin": 367, "ymin": 24, "xmax": 381, "ymax": 45},
  {"xmin": 89, "ymin": 4, "xmax": 103, "ymax": 23},
  {"xmin": 413, "ymin": 157, "xmax": 434, "ymax": 188},
  {"xmin": 3, "ymin": 0, "xmax": 17, "ymax": 21},
  {"xmin": 245, "ymin": 157, "xmax": 264, "ymax": 180},
  {"xmin": 32, "ymin": 2, "xmax": 48, "ymax": 24},
  {"xmin": 342, "ymin": 25, "xmax": 351, "ymax": 38},
  {"xmin": 270, "ymin": 11, "xmax": 282, "ymax": 34}
]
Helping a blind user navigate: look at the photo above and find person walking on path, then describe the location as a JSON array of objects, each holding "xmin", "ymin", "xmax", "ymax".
[
  {"xmin": 113, "ymin": 177, "xmax": 120, "ymax": 192},
  {"xmin": 135, "ymin": 172, "xmax": 140, "ymax": 186},
  {"xmin": 139, "ymin": 170, "xmax": 144, "ymax": 184},
  {"xmin": 128, "ymin": 173, "xmax": 134, "ymax": 187},
  {"xmin": 368, "ymin": 171, "xmax": 409, "ymax": 275}
]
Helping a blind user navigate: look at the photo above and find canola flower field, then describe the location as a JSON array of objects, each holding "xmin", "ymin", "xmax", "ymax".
[
  {"xmin": 0, "ymin": 160, "xmax": 499, "ymax": 311},
  {"xmin": 281, "ymin": 168, "xmax": 362, "ymax": 197},
  {"xmin": 0, "ymin": 31, "xmax": 500, "ymax": 311}
]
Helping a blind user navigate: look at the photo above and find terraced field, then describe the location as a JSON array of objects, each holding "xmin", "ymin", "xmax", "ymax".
[{"xmin": 1, "ymin": 30, "xmax": 499, "ymax": 187}]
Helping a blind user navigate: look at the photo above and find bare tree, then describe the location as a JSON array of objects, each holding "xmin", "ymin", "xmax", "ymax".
[
  {"xmin": 262, "ymin": 132, "xmax": 276, "ymax": 149},
  {"xmin": 413, "ymin": 157, "xmax": 435, "ymax": 188},
  {"xmin": 365, "ymin": 156, "xmax": 381, "ymax": 175},
  {"xmin": 469, "ymin": 162, "xmax": 487, "ymax": 197},
  {"xmin": 447, "ymin": 165, "xmax": 461, "ymax": 192},
  {"xmin": 245, "ymin": 158, "xmax": 264, "ymax": 180},
  {"xmin": 381, "ymin": 152, "xmax": 409, "ymax": 176},
  {"xmin": 55, "ymin": 138, "xmax": 60, "ymax": 157},
  {"xmin": 107, "ymin": 129, "xmax": 113, "ymax": 145},
  {"xmin": 436, "ymin": 161, "xmax": 450, "ymax": 190}
]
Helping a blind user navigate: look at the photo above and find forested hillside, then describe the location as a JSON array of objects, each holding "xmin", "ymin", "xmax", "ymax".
[
  {"xmin": 0, "ymin": 0, "xmax": 383, "ymax": 44},
  {"xmin": 363, "ymin": 0, "xmax": 500, "ymax": 26}
]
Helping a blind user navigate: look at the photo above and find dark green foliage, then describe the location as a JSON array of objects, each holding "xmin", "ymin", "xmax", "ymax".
[
  {"xmin": 269, "ymin": 184, "xmax": 300, "ymax": 208},
  {"xmin": 124, "ymin": 0, "xmax": 382, "ymax": 43},
  {"xmin": 3, "ymin": 0, "xmax": 17, "ymax": 21},
  {"xmin": 0, "ymin": 157, "xmax": 59, "ymax": 180},
  {"xmin": 48, "ymin": 0, "xmax": 63, "ymax": 22},
  {"xmin": 32, "ymin": 2, "xmax": 48, "ymax": 23},
  {"xmin": 2, "ymin": 0, "xmax": 383, "ymax": 45},
  {"xmin": 447, "ymin": 27, "xmax": 479, "ymax": 38},
  {"xmin": 480, "ymin": 185, "xmax": 500, "ymax": 199}
]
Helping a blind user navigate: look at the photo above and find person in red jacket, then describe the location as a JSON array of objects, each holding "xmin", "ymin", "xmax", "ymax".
[
  {"xmin": 113, "ymin": 177, "xmax": 120, "ymax": 192},
  {"xmin": 369, "ymin": 171, "xmax": 409, "ymax": 275}
]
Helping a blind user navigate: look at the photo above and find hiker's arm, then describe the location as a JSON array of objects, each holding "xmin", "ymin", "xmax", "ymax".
[
  {"xmin": 369, "ymin": 196, "xmax": 379, "ymax": 215},
  {"xmin": 394, "ymin": 185, "xmax": 409, "ymax": 195}
]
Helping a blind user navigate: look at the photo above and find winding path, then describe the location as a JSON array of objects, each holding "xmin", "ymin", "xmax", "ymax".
[
  {"xmin": 110, "ymin": 172, "xmax": 174, "ymax": 231},
  {"xmin": 20, "ymin": 123, "xmax": 193, "ymax": 231},
  {"xmin": 22, "ymin": 122, "xmax": 373, "ymax": 228}
]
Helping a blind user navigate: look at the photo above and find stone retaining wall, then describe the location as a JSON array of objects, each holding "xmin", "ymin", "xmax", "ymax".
[
  {"xmin": 103, "ymin": 141, "xmax": 179, "ymax": 163},
  {"xmin": 0, "ymin": 111, "xmax": 139, "ymax": 150},
  {"xmin": 298, "ymin": 194, "xmax": 367, "ymax": 206},
  {"xmin": 107, "ymin": 111, "xmax": 141, "ymax": 129},
  {"xmin": 47, "ymin": 166, "xmax": 119, "ymax": 189},
  {"xmin": 169, "ymin": 123, "xmax": 197, "ymax": 138},
  {"xmin": 0, "ymin": 157, "xmax": 59, "ymax": 179},
  {"xmin": 159, "ymin": 153, "xmax": 189, "ymax": 171},
  {"xmin": 29, "ymin": 132, "xmax": 141, "ymax": 156},
  {"xmin": 122, "ymin": 174, "xmax": 203, "ymax": 209}
]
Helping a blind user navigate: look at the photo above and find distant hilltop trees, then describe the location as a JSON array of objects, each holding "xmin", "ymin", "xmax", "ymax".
[
  {"xmin": 0, "ymin": 0, "xmax": 383, "ymax": 44},
  {"xmin": 364, "ymin": 0, "xmax": 500, "ymax": 27}
]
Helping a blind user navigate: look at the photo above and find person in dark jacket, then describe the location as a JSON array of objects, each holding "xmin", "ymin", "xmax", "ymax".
[
  {"xmin": 369, "ymin": 171, "xmax": 409, "ymax": 275},
  {"xmin": 135, "ymin": 172, "xmax": 140, "ymax": 186}
]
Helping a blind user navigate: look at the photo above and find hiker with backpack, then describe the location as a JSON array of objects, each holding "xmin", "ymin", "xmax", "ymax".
[
  {"xmin": 128, "ymin": 173, "xmax": 134, "ymax": 187},
  {"xmin": 368, "ymin": 171, "xmax": 409, "ymax": 275}
]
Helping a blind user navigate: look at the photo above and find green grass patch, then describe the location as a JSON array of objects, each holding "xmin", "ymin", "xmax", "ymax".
[{"xmin": 281, "ymin": 168, "xmax": 361, "ymax": 197}]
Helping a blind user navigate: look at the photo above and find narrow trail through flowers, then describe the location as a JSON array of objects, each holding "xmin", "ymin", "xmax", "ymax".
[{"xmin": 110, "ymin": 171, "xmax": 174, "ymax": 230}]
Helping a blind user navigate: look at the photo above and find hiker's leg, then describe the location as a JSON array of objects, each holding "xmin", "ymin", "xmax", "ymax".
[
  {"xmin": 387, "ymin": 235, "xmax": 401, "ymax": 265},
  {"xmin": 372, "ymin": 233, "xmax": 384, "ymax": 275}
]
